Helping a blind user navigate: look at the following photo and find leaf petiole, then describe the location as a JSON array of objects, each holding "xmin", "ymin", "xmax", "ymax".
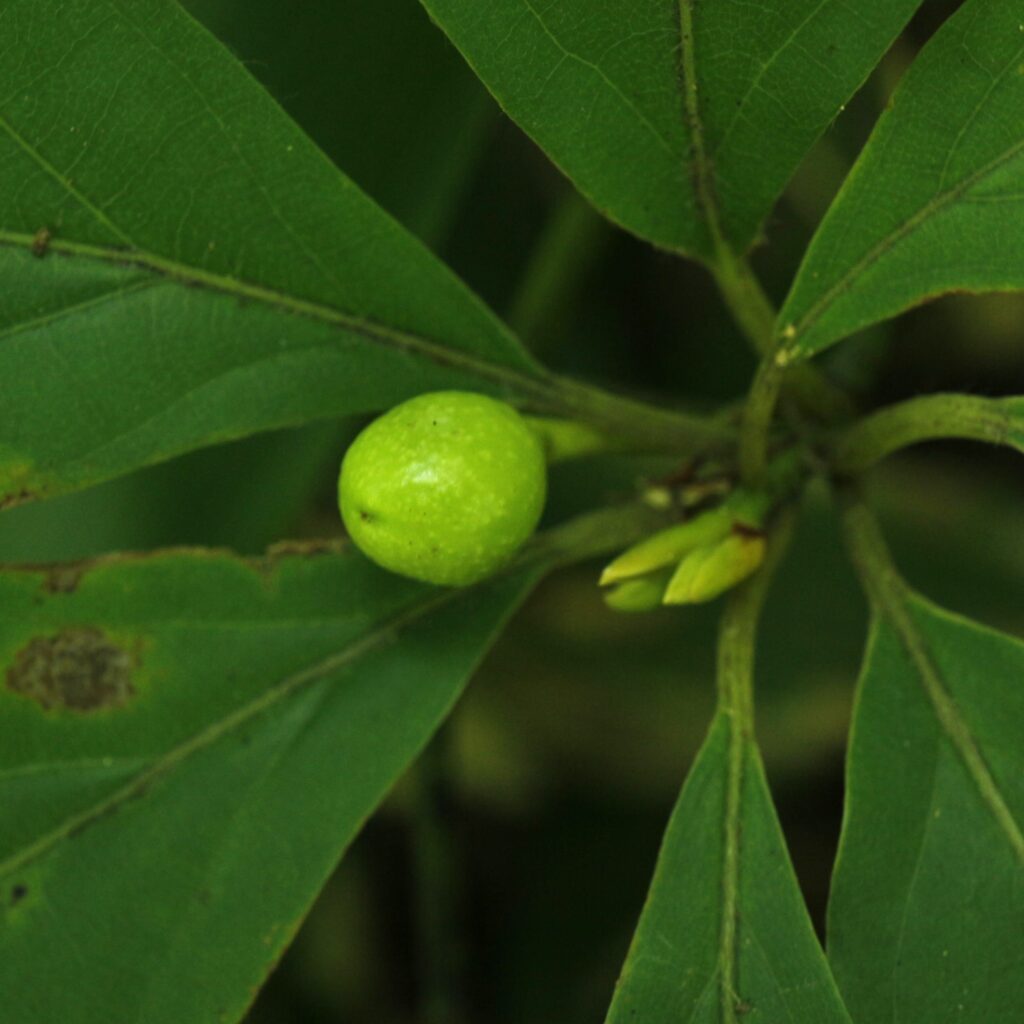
[
  {"xmin": 710, "ymin": 249, "xmax": 854, "ymax": 423},
  {"xmin": 830, "ymin": 393, "xmax": 1024, "ymax": 474}
]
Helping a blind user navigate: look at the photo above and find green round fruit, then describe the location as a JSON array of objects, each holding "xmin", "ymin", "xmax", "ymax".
[{"xmin": 338, "ymin": 391, "xmax": 547, "ymax": 586}]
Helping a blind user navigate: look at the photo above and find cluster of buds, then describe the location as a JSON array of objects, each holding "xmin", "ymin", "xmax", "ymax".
[{"xmin": 600, "ymin": 489, "xmax": 770, "ymax": 612}]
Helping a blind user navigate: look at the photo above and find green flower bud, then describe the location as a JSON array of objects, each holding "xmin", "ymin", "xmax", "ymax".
[
  {"xmin": 599, "ymin": 488, "xmax": 770, "ymax": 587},
  {"xmin": 662, "ymin": 531, "xmax": 767, "ymax": 605},
  {"xmin": 603, "ymin": 569, "xmax": 674, "ymax": 613},
  {"xmin": 599, "ymin": 507, "xmax": 734, "ymax": 586}
]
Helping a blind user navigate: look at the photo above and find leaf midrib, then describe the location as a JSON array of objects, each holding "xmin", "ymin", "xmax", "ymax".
[
  {"xmin": 0, "ymin": 229, "xmax": 551, "ymax": 403},
  {"xmin": 677, "ymin": 0, "xmax": 724, "ymax": 256},
  {"xmin": 719, "ymin": 715, "xmax": 745, "ymax": 1023},
  {"xmin": 882, "ymin": 590, "xmax": 1024, "ymax": 861}
]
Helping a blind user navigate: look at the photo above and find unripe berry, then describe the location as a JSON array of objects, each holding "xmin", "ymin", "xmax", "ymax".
[{"xmin": 338, "ymin": 391, "xmax": 547, "ymax": 586}]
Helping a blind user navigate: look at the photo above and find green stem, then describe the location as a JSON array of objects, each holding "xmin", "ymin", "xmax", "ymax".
[
  {"xmin": 504, "ymin": 184, "xmax": 721, "ymax": 458},
  {"xmin": 666, "ymin": 6, "xmax": 846, "ymax": 432},
  {"xmin": 838, "ymin": 497, "xmax": 903, "ymax": 613},
  {"xmin": 506, "ymin": 189, "xmax": 609, "ymax": 348},
  {"xmin": 839, "ymin": 498, "xmax": 1024, "ymax": 861},
  {"xmin": 710, "ymin": 251, "xmax": 854, "ymax": 424},
  {"xmin": 738, "ymin": 349, "xmax": 786, "ymax": 486},
  {"xmin": 547, "ymin": 372, "xmax": 736, "ymax": 456},
  {"xmin": 831, "ymin": 393, "xmax": 1024, "ymax": 475},
  {"xmin": 524, "ymin": 416, "xmax": 628, "ymax": 463},
  {"xmin": 410, "ymin": 728, "xmax": 466, "ymax": 1024},
  {"xmin": 710, "ymin": 249, "xmax": 777, "ymax": 356},
  {"xmin": 715, "ymin": 511, "xmax": 795, "ymax": 1022},
  {"xmin": 527, "ymin": 500, "xmax": 669, "ymax": 569}
]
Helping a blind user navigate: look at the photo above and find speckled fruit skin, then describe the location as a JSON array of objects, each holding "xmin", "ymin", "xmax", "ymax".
[{"xmin": 338, "ymin": 391, "xmax": 547, "ymax": 586}]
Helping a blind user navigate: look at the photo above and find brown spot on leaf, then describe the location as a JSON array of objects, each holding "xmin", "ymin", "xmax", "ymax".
[
  {"xmin": 263, "ymin": 537, "xmax": 346, "ymax": 560},
  {"xmin": 0, "ymin": 488, "xmax": 37, "ymax": 512},
  {"xmin": 31, "ymin": 226, "xmax": 53, "ymax": 258},
  {"xmin": 9, "ymin": 884, "xmax": 27, "ymax": 907},
  {"xmin": 257, "ymin": 537, "xmax": 348, "ymax": 577},
  {"xmin": 6, "ymin": 626, "xmax": 138, "ymax": 712},
  {"xmin": 43, "ymin": 565, "xmax": 86, "ymax": 594}
]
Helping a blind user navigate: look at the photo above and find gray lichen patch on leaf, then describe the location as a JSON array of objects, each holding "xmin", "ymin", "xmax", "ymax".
[{"xmin": 5, "ymin": 627, "xmax": 138, "ymax": 712}]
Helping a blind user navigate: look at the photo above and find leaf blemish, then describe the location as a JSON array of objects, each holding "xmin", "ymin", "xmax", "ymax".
[
  {"xmin": 42, "ymin": 565, "xmax": 86, "ymax": 594},
  {"xmin": 260, "ymin": 537, "xmax": 347, "ymax": 567},
  {"xmin": 5, "ymin": 627, "xmax": 139, "ymax": 713},
  {"xmin": 9, "ymin": 883, "xmax": 27, "ymax": 907},
  {"xmin": 0, "ymin": 488, "xmax": 38, "ymax": 512},
  {"xmin": 30, "ymin": 226, "xmax": 52, "ymax": 258}
]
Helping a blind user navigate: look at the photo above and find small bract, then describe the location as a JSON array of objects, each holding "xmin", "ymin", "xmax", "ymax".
[{"xmin": 339, "ymin": 391, "xmax": 547, "ymax": 586}]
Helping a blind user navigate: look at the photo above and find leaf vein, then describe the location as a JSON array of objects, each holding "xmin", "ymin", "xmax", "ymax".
[
  {"xmin": 0, "ymin": 111, "xmax": 133, "ymax": 247},
  {"xmin": 676, "ymin": 0, "xmax": 722, "ymax": 252},
  {"xmin": 0, "ymin": 277, "xmax": 156, "ymax": 346},
  {"xmin": 711, "ymin": 0, "xmax": 835, "ymax": 161},
  {"xmin": 516, "ymin": 0, "xmax": 676, "ymax": 156}
]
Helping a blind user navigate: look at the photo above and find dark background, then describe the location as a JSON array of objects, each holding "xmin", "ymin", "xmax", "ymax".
[{"xmin": 2, "ymin": 1, "xmax": 1021, "ymax": 1021}]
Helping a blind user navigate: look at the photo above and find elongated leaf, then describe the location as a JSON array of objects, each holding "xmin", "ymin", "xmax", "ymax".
[
  {"xmin": 2, "ymin": 0, "xmax": 492, "ymax": 555},
  {"xmin": 0, "ymin": 0, "xmax": 552, "ymax": 510},
  {"xmin": 418, "ymin": 0, "xmax": 919, "ymax": 257},
  {"xmin": 183, "ymin": 0, "xmax": 493, "ymax": 244},
  {"xmin": 607, "ymin": 714, "xmax": 851, "ymax": 1023},
  {"xmin": 828, "ymin": 596, "xmax": 1024, "ymax": 1024},
  {"xmin": 0, "ymin": 545, "xmax": 541, "ymax": 1023},
  {"xmin": 779, "ymin": 0, "xmax": 1024, "ymax": 359}
]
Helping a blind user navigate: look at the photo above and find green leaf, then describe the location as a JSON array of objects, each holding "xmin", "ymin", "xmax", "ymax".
[
  {"xmin": 779, "ymin": 0, "xmax": 1024, "ymax": 359},
  {"xmin": 182, "ymin": 0, "xmax": 494, "ymax": 244},
  {"xmin": 0, "ymin": 420, "xmax": 352, "ymax": 563},
  {"xmin": 2, "ymin": 0, "xmax": 494, "ymax": 554},
  {"xmin": 606, "ymin": 714, "xmax": 852, "ymax": 1023},
  {"xmin": 0, "ymin": 0, "xmax": 550, "ymax": 510},
  {"xmin": 417, "ymin": 0, "xmax": 920, "ymax": 257},
  {"xmin": 828, "ymin": 596, "xmax": 1024, "ymax": 1024},
  {"xmin": 0, "ymin": 545, "xmax": 541, "ymax": 1023}
]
